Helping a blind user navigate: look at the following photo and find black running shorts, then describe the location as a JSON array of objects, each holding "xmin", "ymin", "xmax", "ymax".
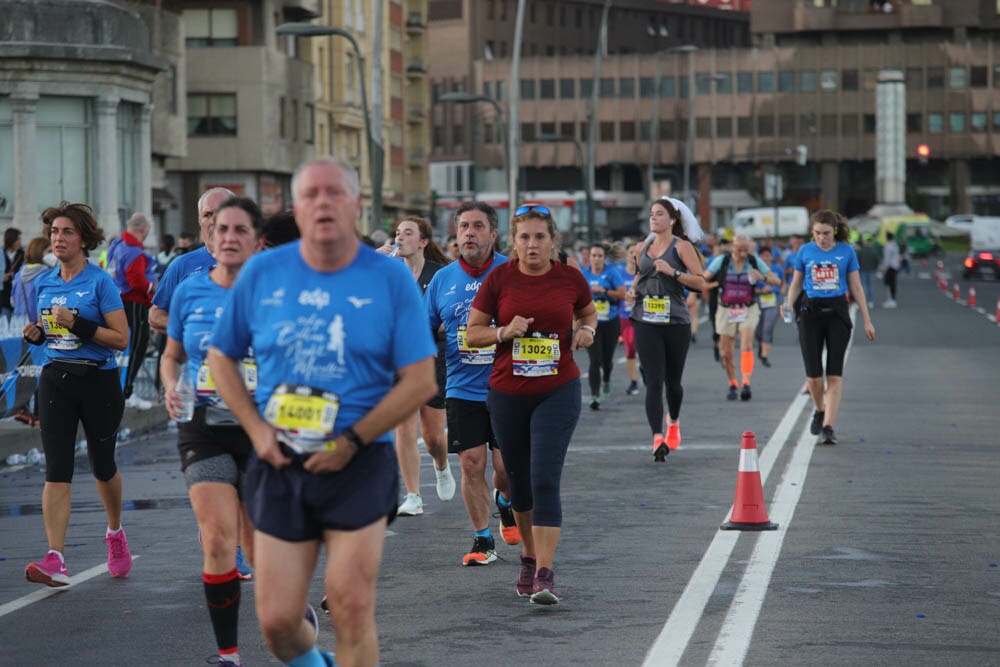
[{"xmin": 445, "ymin": 397, "xmax": 497, "ymax": 454}]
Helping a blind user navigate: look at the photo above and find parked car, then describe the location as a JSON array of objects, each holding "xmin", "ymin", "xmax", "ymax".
[
  {"xmin": 963, "ymin": 217, "xmax": 1000, "ymax": 280},
  {"xmin": 945, "ymin": 214, "xmax": 975, "ymax": 233}
]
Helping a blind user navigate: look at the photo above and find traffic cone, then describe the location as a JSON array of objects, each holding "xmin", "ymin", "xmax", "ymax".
[
  {"xmin": 968, "ymin": 285, "xmax": 977, "ymax": 308},
  {"xmin": 720, "ymin": 431, "xmax": 778, "ymax": 531},
  {"xmin": 995, "ymin": 298, "xmax": 1000, "ymax": 324},
  {"xmin": 953, "ymin": 283, "xmax": 961, "ymax": 301}
]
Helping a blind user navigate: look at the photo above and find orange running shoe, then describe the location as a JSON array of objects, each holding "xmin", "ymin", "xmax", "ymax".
[
  {"xmin": 494, "ymin": 490, "xmax": 521, "ymax": 545},
  {"xmin": 666, "ymin": 423, "xmax": 681, "ymax": 450},
  {"xmin": 653, "ymin": 435, "xmax": 668, "ymax": 462}
]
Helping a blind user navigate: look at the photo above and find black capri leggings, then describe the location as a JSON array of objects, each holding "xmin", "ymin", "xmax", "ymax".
[
  {"xmin": 633, "ymin": 321, "xmax": 691, "ymax": 432},
  {"xmin": 797, "ymin": 297, "xmax": 852, "ymax": 378},
  {"xmin": 486, "ymin": 379, "xmax": 581, "ymax": 528},
  {"xmin": 39, "ymin": 365, "xmax": 125, "ymax": 483},
  {"xmin": 587, "ymin": 318, "xmax": 620, "ymax": 397}
]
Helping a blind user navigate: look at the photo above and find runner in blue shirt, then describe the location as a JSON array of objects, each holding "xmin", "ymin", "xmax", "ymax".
[
  {"xmin": 753, "ymin": 245, "xmax": 785, "ymax": 367},
  {"xmin": 208, "ymin": 158, "xmax": 437, "ymax": 667},
  {"xmin": 580, "ymin": 243, "xmax": 626, "ymax": 410},
  {"xmin": 787, "ymin": 210, "xmax": 874, "ymax": 446}
]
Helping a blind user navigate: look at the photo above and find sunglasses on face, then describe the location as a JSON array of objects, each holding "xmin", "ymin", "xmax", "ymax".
[{"xmin": 514, "ymin": 204, "xmax": 552, "ymax": 217}]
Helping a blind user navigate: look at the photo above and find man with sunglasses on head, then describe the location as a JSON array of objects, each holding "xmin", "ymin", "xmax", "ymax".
[{"xmin": 424, "ymin": 201, "xmax": 519, "ymax": 566}]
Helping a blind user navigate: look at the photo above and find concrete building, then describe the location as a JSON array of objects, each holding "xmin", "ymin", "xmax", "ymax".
[
  {"xmin": 0, "ymin": 0, "xmax": 168, "ymax": 238},
  {"xmin": 160, "ymin": 0, "xmax": 318, "ymax": 237}
]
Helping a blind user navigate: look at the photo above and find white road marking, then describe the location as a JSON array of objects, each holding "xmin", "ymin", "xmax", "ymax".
[{"xmin": 0, "ymin": 557, "xmax": 138, "ymax": 619}]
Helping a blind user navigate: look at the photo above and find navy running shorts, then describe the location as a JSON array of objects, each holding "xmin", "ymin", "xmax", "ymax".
[
  {"xmin": 445, "ymin": 397, "xmax": 498, "ymax": 454},
  {"xmin": 244, "ymin": 440, "xmax": 399, "ymax": 541}
]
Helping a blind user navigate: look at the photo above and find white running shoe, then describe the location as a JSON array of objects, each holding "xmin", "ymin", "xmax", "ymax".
[
  {"xmin": 397, "ymin": 493, "xmax": 423, "ymax": 516},
  {"xmin": 882, "ymin": 299, "xmax": 897, "ymax": 309},
  {"xmin": 435, "ymin": 462, "xmax": 456, "ymax": 501},
  {"xmin": 125, "ymin": 394, "xmax": 152, "ymax": 410}
]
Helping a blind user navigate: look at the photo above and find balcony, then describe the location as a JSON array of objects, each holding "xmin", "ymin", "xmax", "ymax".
[
  {"xmin": 406, "ymin": 60, "xmax": 426, "ymax": 79},
  {"xmin": 405, "ymin": 12, "xmax": 426, "ymax": 35},
  {"xmin": 792, "ymin": 2, "xmax": 943, "ymax": 32},
  {"xmin": 407, "ymin": 104, "xmax": 426, "ymax": 123},
  {"xmin": 407, "ymin": 147, "xmax": 426, "ymax": 167}
]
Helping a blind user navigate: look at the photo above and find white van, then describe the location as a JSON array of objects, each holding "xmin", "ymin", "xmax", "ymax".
[{"xmin": 727, "ymin": 206, "xmax": 810, "ymax": 239}]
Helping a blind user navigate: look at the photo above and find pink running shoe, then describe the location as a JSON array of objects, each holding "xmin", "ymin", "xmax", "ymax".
[
  {"xmin": 25, "ymin": 552, "xmax": 70, "ymax": 587},
  {"xmin": 105, "ymin": 530, "xmax": 133, "ymax": 577}
]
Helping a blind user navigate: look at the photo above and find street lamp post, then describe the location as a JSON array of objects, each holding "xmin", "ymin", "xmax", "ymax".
[
  {"xmin": 438, "ymin": 92, "xmax": 511, "ymax": 214},
  {"xmin": 537, "ymin": 133, "xmax": 586, "ymax": 239},
  {"xmin": 682, "ymin": 49, "xmax": 696, "ymax": 210},
  {"xmin": 276, "ymin": 22, "xmax": 384, "ymax": 228},
  {"xmin": 584, "ymin": 0, "xmax": 612, "ymax": 243},
  {"xmin": 647, "ymin": 44, "xmax": 696, "ymax": 203}
]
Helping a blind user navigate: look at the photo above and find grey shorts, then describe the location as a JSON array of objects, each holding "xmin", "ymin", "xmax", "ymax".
[{"xmin": 183, "ymin": 452, "xmax": 246, "ymax": 496}]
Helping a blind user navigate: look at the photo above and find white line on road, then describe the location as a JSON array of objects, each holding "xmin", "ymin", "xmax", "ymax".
[{"xmin": 0, "ymin": 557, "xmax": 139, "ymax": 619}]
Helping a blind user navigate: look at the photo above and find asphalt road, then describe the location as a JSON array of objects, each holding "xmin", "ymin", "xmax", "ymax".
[{"xmin": 1, "ymin": 261, "xmax": 997, "ymax": 666}]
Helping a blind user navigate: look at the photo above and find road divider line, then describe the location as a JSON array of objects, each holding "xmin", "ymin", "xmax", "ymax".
[{"xmin": 0, "ymin": 556, "xmax": 139, "ymax": 619}]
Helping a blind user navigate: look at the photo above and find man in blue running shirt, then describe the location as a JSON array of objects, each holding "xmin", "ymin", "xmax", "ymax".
[
  {"xmin": 209, "ymin": 158, "xmax": 437, "ymax": 667},
  {"xmin": 425, "ymin": 202, "xmax": 518, "ymax": 566},
  {"xmin": 148, "ymin": 187, "xmax": 233, "ymax": 333}
]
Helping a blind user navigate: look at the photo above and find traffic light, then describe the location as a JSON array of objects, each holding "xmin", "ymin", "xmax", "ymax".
[
  {"xmin": 917, "ymin": 144, "xmax": 930, "ymax": 165},
  {"xmin": 796, "ymin": 144, "xmax": 807, "ymax": 166}
]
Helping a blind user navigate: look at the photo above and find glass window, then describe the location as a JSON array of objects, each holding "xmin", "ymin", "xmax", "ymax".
[
  {"xmin": 842, "ymin": 115, "xmax": 858, "ymax": 136},
  {"xmin": 928, "ymin": 113, "xmax": 943, "ymax": 133},
  {"xmin": 971, "ymin": 112, "xmax": 987, "ymax": 132},
  {"xmin": 661, "ymin": 77, "xmax": 676, "ymax": 98},
  {"xmin": 715, "ymin": 73, "xmax": 732, "ymax": 94},
  {"xmin": 949, "ymin": 112, "xmax": 966, "ymax": 132},
  {"xmin": 483, "ymin": 124, "xmax": 493, "ymax": 144},
  {"xmin": 579, "ymin": 78, "xmax": 593, "ymax": 98},
  {"xmin": 970, "ymin": 66, "xmax": 988, "ymax": 88},
  {"xmin": 639, "ymin": 77, "xmax": 655, "ymax": 98},
  {"xmin": 927, "ymin": 67, "xmax": 944, "ymax": 89},
  {"xmin": 659, "ymin": 120, "xmax": 675, "ymax": 140},
  {"xmin": 737, "ymin": 116, "xmax": 753, "ymax": 137},
  {"xmin": 758, "ymin": 115, "xmax": 774, "ymax": 137},
  {"xmin": 758, "ymin": 72, "xmax": 774, "ymax": 93},
  {"xmin": 821, "ymin": 114, "xmax": 837, "ymax": 136},
  {"xmin": 496, "ymin": 81, "xmax": 505, "ymax": 101},
  {"xmin": 483, "ymin": 82, "xmax": 491, "ymax": 98},
  {"xmin": 578, "ymin": 121, "xmax": 588, "ymax": 143},
  {"xmin": 842, "ymin": 69, "xmax": 858, "ymax": 91},
  {"xmin": 737, "ymin": 72, "xmax": 753, "ymax": 93},
  {"xmin": 994, "ymin": 112, "xmax": 1000, "ymax": 130},
  {"xmin": 800, "ymin": 70, "xmax": 817, "ymax": 93},
  {"xmin": 778, "ymin": 114, "xmax": 795, "ymax": 136},
  {"xmin": 560, "ymin": 78, "xmax": 575, "ymax": 99},
  {"xmin": 600, "ymin": 78, "xmax": 616, "ymax": 98},
  {"xmin": 906, "ymin": 113, "xmax": 921, "ymax": 133},
  {"xmin": 34, "ymin": 97, "xmax": 91, "ymax": 207},
  {"xmin": 948, "ymin": 67, "xmax": 966, "ymax": 89},
  {"xmin": 619, "ymin": 78, "xmax": 635, "ymax": 98},
  {"xmin": 187, "ymin": 93, "xmax": 237, "ymax": 136},
  {"xmin": 432, "ymin": 125, "xmax": 443, "ymax": 148},
  {"xmin": 453, "ymin": 124, "xmax": 464, "ymax": 146},
  {"xmin": 863, "ymin": 114, "xmax": 875, "ymax": 134},
  {"xmin": 540, "ymin": 79, "xmax": 555, "ymax": 99},
  {"xmin": 694, "ymin": 118, "xmax": 711, "ymax": 138},
  {"xmin": 716, "ymin": 117, "xmax": 732, "ymax": 137},
  {"xmin": 305, "ymin": 103, "xmax": 314, "ymax": 144},
  {"xmin": 905, "ymin": 67, "xmax": 923, "ymax": 91},
  {"xmin": 778, "ymin": 71, "xmax": 795, "ymax": 92},
  {"xmin": 679, "ymin": 77, "xmax": 688, "ymax": 98},
  {"xmin": 183, "ymin": 8, "xmax": 238, "ymax": 48},
  {"xmin": 540, "ymin": 122, "xmax": 556, "ymax": 137},
  {"xmin": 600, "ymin": 121, "xmax": 614, "ymax": 141},
  {"xmin": 520, "ymin": 122, "xmax": 535, "ymax": 142},
  {"xmin": 820, "ymin": 70, "xmax": 837, "ymax": 92},
  {"xmin": 520, "ymin": 79, "xmax": 535, "ymax": 100},
  {"xmin": 620, "ymin": 121, "xmax": 636, "ymax": 141},
  {"xmin": 560, "ymin": 122, "xmax": 574, "ymax": 137},
  {"xmin": 695, "ymin": 74, "xmax": 712, "ymax": 95}
]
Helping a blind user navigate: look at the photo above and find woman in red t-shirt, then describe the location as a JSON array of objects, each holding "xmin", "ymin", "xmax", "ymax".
[{"xmin": 466, "ymin": 205, "xmax": 596, "ymax": 606}]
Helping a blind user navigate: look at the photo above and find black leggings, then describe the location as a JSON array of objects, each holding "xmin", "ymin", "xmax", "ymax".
[
  {"xmin": 633, "ymin": 321, "xmax": 690, "ymax": 432},
  {"xmin": 883, "ymin": 268, "xmax": 898, "ymax": 300},
  {"xmin": 587, "ymin": 319, "xmax": 620, "ymax": 397},
  {"xmin": 39, "ymin": 365, "xmax": 125, "ymax": 483},
  {"xmin": 798, "ymin": 298, "xmax": 852, "ymax": 378},
  {"xmin": 123, "ymin": 301, "xmax": 150, "ymax": 398}
]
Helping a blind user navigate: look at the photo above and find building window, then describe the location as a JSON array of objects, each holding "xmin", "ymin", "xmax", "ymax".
[
  {"xmin": 304, "ymin": 103, "xmax": 314, "ymax": 144},
  {"xmin": 520, "ymin": 122, "xmax": 535, "ymax": 142},
  {"xmin": 928, "ymin": 113, "xmax": 943, "ymax": 133},
  {"xmin": 715, "ymin": 73, "xmax": 732, "ymax": 94},
  {"xmin": 578, "ymin": 121, "xmax": 588, "ymax": 143},
  {"xmin": 737, "ymin": 116, "xmax": 753, "ymax": 137},
  {"xmin": 679, "ymin": 77, "xmax": 689, "ymax": 98},
  {"xmin": 560, "ymin": 78, "xmax": 575, "ymax": 99},
  {"xmin": 540, "ymin": 122, "xmax": 556, "ymax": 137},
  {"xmin": 183, "ymin": 8, "xmax": 238, "ymax": 48},
  {"xmin": 927, "ymin": 67, "xmax": 944, "ymax": 89},
  {"xmin": 599, "ymin": 78, "xmax": 616, "ymax": 98},
  {"xmin": 905, "ymin": 67, "xmax": 923, "ymax": 90},
  {"xmin": 737, "ymin": 72, "xmax": 753, "ymax": 93},
  {"xmin": 842, "ymin": 69, "xmax": 858, "ymax": 92},
  {"xmin": 639, "ymin": 77, "xmax": 655, "ymax": 98},
  {"xmin": 906, "ymin": 113, "xmax": 921, "ymax": 133},
  {"xmin": 540, "ymin": 79, "xmax": 555, "ymax": 99},
  {"xmin": 580, "ymin": 78, "xmax": 594, "ymax": 98},
  {"xmin": 453, "ymin": 124, "xmax": 464, "ymax": 147},
  {"xmin": 948, "ymin": 67, "xmax": 966, "ymax": 89},
  {"xmin": 970, "ymin": 66, "xmax": 988, "ymax": 88},
  {"xmin": 842, "ymin": 115, "xmax": 858, "ymax": 136},
  {"xmin": 661, "ymin": 77, "xmax": 676, "ymax": 98},
  {"xmin": 521, "ymin": 79, "xmax": 535, "ymax": 100},
  {"xmin": 758, "ymin": 116, "xmax": 774, "ymax": 137},
  {"xmin": 994, "ymin": 113, "xmax": 1000, "ymax": 130},
  {"xmin": 187, "ymin": 93, "xmax": 237, "ymax": 136},
  {"xmin": 620, "ymin": 121, "xmax": 636, "ymax": 141},
  {"xmin": 778, "ymin": 114, "xmax": 795, "ymax": 136},
  {"xmin": 778, "ymin": 71, "xmax": 795, "ymax": 93},
  {"xmin": 619, "ymin": 78, "xmax": 635, "ymax": 98},
  {"xmin": 484, "ymin": 124, "xmax": 493, "ymax": 143},
  {"xmin": 432, "ymin": 125, "xmax": 443, "ymax": 149},
  {"xmin": 758, "ymin": 72, "xmax": 774, "ymax": 93},
  {"xmin": 799, "ymin": 70, "xmax": 817, "ymax": 93},
  {"xmin": 560, "ymin": 121, "xmax": 574, "ymax": 137},
  {"xmin": 695, "ymin": 74, "xmax": 712, "ymax": 95},
  {"xmin": 599, "ymin": 121, "xmax": 614, "ymax": 141},
  {"xmin": 971, "ymin": 112, "xmax": 987, "ymax": 132},
  {"xmin": 863, "ymin": 114, "xmax": 875, "ymax": 134},
  {"xmin": 820, "ymin": 70, "xmax": 837, "ymax": 92},
  {"xmin": 482, "ymin": 82, "xmax": 491, "ymax": 98},
  {"xmin": 716, "ymin": 117, "xmax": 732, "ymax": 137},
  {"xmin": 695, "ymin": 118, "xmax": 711, "ymax": 138},
  {"xmin": 949, "ymin": 112, "xmax": 966, "ymax": 132},
  {"xmin": 820, "ymin": 113, "xmax": 837, "ymax": 136},
  {"xmin": 659, "ymin": 120, "xmax": 675, "ymax": 140}
]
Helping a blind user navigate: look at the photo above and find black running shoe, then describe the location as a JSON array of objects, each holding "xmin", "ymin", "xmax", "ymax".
[
  {"xmin": 713, "ymin": 346, "xmax": 721, "ymax": 362},
  {"xmin": 590, "ymin": 398, "xmax": 600, "ymax": 411},
  {"xmin": 740, "ymin": 384, "xmax": 752, "ymax": 401},
  {"xmin": 821, "ymin": 425, "xmax": 837, "ymax": 445},
  {"xmin": 727, "ymin": 386, "xmax": 738, "ymax": 401},
  {"xmin": 810, "ymin": 411, "xmax": 825, "ymax": 436},
  {"xmin": 760, "ymin": 357, "xmax": 771, "ymax": 368}
]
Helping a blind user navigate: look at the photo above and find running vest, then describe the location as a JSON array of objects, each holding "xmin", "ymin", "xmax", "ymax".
[{"xmin": 630, "ymin": 238, "xmax": 690, "ymax": 326}]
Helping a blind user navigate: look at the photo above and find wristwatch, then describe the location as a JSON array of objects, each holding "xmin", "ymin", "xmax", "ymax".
[
  {"xmin": 342, "ymin": 426, "xmax": 366, "ymax": 451},
  {"xmin": 674, "ymin": 269, "xmax": 682, "ymax": 279}
]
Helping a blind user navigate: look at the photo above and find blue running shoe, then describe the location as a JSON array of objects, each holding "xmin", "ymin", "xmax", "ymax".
[{"xmin": 235, "ymin": 546, "xmax": 252, "ymax": 580}]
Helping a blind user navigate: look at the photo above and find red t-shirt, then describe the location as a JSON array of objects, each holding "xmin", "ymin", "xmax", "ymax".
[{"xmin": 472, "ymin": 259, "xmax": 592, "ymax": 395}]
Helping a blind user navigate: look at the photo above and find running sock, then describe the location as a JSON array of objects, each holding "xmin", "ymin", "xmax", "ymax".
[
  {"xmin": 741, "ymin": 350, "xmax": 754, "ymax": 383},
  {"xmin": 204, "ymin": 568, "xmax": 241, "ymax": 656},
  {"xmin": 286, "ymin": 648, "xmax": 330, "ymax": 667},
  {"xmin": 495, "ymin": 492, "xmax": 512, "ymax": 509},
  {"xmin": 106, "ymin": 526, "xmax": 123, "ymax": 537},
  {"xmin": 218, "ymin": 648, "xmax": 241, "ymax": 665},
  {"xmin": 729, "ymin": 379, "xmax": 738, "ymax": 388},
  {"xmin": 474, "ymin": 527, "xmax": 492, "ymax": 539}
]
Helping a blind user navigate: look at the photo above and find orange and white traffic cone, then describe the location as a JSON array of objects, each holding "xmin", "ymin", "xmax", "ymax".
[
  {"xmin": 953, "ymin": 283, "xmax": 961, "ymax": 301},
  {"xmin": 995, "ymin": 298, "xmax": 1000, "ymax": 324},
  {"xmin": 968, "ymin": 285, "xmax": 977, "ymax": 308},
  {"xmin": 720, "ymin": 431, "xmax": 778, "ymax": 531}
]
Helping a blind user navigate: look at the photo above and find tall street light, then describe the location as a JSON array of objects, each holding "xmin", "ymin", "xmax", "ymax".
[
  {"xmin": 438, "ymin": 92, "xmax": 511, "ymax": 217},
  {"xmin": 537, "ymin": 133, "xmax": 586, "ymax": 239},
  {"xmin": 647, "ymin": 44, "xmax": 696, "ymax": 202},
  {"xmin": 276, "ymin": 22, "xmax": 384, "ymax": 228},
  {"xmin": 585, "ymin": 0, "xmax": 613, "ymax": 243}
]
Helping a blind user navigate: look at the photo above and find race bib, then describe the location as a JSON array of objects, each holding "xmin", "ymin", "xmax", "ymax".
[
  {"xmin": 641, "ymin": 296, "xmax": 670, "ymax": 324},
  {"xmin": 595, "ymin": 299, "xmax": 611, "ymax": 322},
  {"xmin": 456, "ymin": 324, "xmax": 495, "ymax": 365},
  {"xmin": 41, "ymin": 308, "xmax": 82, "ymax": 350},
  {"xmin": 810, "ymin": 262, "xmax": 840, "ymax": 291},
  {"xmin": 264, "ymin": 384, "xmax": 340, "ymax": 453},
  {"xmin": 511, "ymin": 333, "xmax": 560, "ymax": 377},
  {"xmin": 196, "ymin": 358, "xmax": 258, "ymax": 398},
  {"xmin": 727, "ymin": 305, "xmax": 749, "ymax": 323},
  {"xmin": 759, "ymin": 292, "xmax": 777, "ymax": 309}
]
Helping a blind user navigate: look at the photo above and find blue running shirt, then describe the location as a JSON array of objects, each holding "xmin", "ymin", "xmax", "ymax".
[
  {"xmin": 793, "ymin": 241, "xmax": 859, "ymax": 299},
  {"xmin": 152, "ymin": 246, "xmax": 215, "ymax": 310},
  {"xmin": 580, "ymin": 266, "xmax": 625, "ymax": 322},
  {"xmin": 211, "ymin": 242, "xmax": 436, "ymax": 440},
  {"xmin": 424, "ymin": 254, "xmax": 507, "ymax": 402},
  {"xmin": 35, "ymin": 263, "xmax": 124, "ymax": 369}
]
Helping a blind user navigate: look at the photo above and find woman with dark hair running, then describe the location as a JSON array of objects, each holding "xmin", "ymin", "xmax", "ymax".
[
  {"xmin": 786, "ymin": 210, "xmax": 875, "ymax": 445},
  {"xmin": 380, "ymin": 216, "xmax": 456, "ymax": 516},
  {"xmin": 22, "ymin": 202, "xmax": 131, "ymax": 587},
  {"xmin": 580, "ymin": 243, "xmax": 626, "ymax": 410},
  {"xmin": 628, "ymin": 198, "xmax": 706, "ymax": 462}
]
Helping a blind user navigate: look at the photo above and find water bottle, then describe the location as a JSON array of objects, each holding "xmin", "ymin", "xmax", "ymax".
[
  {"xmin": 175, "ymin": 369, "xmax": 195, "ymax": 423},
  {"xmin": 782, "ymin": 298, "xmax": 793, "ymax": 324},
  {"xmin": 26, "ymin": 448, "xmax": 44, "ymax": 464},
  {"xmin": 5, "ymin": 453, "xmax": 27, "ymax": 466},
  {"xmin": 389, "ymin": 242, "xmax": 401, "ymax": 257}
]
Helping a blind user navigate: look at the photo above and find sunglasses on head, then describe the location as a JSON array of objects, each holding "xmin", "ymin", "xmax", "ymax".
[{"xmin": 514, "ymin": 204, "xmax": 552, "ymax": 218}]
